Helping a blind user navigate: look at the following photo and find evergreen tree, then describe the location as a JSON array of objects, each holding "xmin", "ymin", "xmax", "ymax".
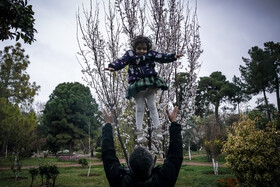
[
  {"xmin": 263, "ymin": 41, "xmax": 280, "ymax": 113},
  {"xmin": 43, "ymin": 82, "xmax": 101, "ymax": 155},
  {"xmin": 240, "ymin": 44, "xmax": 276, "ymax": 120},
  {"xmin": 195, "ymin": 71, "xmax": 236, "ymax": 124}
]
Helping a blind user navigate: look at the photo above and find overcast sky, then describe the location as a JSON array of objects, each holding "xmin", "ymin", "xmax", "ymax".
[{"xmin": 1, "ymin": 0, "xmax": 279, "ymax": 109}]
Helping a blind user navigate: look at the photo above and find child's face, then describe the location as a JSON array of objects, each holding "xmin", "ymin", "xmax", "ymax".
[{"xmin": 135, "ymin": 42, "xmax": 148, "ymax": 56}]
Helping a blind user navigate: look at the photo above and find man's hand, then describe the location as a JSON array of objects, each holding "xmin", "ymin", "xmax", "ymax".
[
  {"xmin": 166, "ymin": 106, "xmax": 178, "ymax": 123},
  {"xmin": 103, "ymin": 110, "xmax": 114, "ymax": 124},
  {"xmin": 104, "ymin": 67, "xmax": 115, "ymax": 72}
]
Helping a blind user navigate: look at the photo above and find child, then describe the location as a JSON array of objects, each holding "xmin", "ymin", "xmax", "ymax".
[{"xmin": 105, "ymin": 36, "xmax": 183, "ymax": 143}]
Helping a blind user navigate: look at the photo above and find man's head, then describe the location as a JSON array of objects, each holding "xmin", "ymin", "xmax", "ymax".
[
  {"xmin": 131, "ymin": 36, "xmax": 153, "ymax": 55},
  {"xmin": 129, "ymin": 146, "xmax": 154, "ymax": 180}
]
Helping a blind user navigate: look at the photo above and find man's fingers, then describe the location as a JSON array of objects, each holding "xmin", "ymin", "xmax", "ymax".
[
  {"xmin": 166, "ymin": 109, "xmax": 169, "ymax": 116},
  {"xmin": 174, "ymin": 106, "xmax": 178, "ymax": 114},
  {"xmin": 173, "ymin": 106, "xmax": 178, "ymax": 117}
]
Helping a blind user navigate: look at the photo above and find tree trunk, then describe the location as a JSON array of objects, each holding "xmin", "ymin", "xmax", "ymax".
[
  {"xmin": 275, "ymin": 75, "xmax": 280, "ymax": 114},
  {"xmin": 188, "ymin": 139, "xmax": 191, "ymax": 160},
  {"xmin": 69, "ymin": 143, "xmax": 73, "ymax": 157},
  {"xmin": 116, "ymin": 124, "xmax": 128, "ymax": 165},
  {"xmin": 237, "ymin": 102, "xmax": 241, "ymax": 115},
  {"xmin": 214, "ymin": 102, "xmax": 220, "ymax": 125},
  {"xmin": 0, "ymin": 137, "xmax": 7, "ymax": 157},
  {"xmin": 262, "ymin": 88, "xmax": 271, "ymax": 121},
  {"xmin": 113, "ymin": 111, "xmax": 128, "ymax": 165},
  {"xmin": 212, "ymin": 157, "xmax": 218, "ymax": 175}
]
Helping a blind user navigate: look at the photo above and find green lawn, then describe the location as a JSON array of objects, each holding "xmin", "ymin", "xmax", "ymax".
[
  {"xmin": 0, "ymin": 154, "xmax": 234, "ymax": 187},
  {"xmin": 0, "ymin": 156, "xmax": 101, "ymax": 168},
  {"xmin": 184, "ymin": 154, "xmax": 227, "ymax": 164},
  {"xmin": 177, "ymin": 165, "xmax": 233, "ymax": 187},
  {"xmin": 0, "ymin": 165, "xmax": 234, "ymax": 187},
  {"xmin": 0, "ymin": 165, "xmax": 109, "ymax": 187}
]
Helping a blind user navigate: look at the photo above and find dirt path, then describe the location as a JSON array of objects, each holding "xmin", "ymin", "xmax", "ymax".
[{"xmin": 0, "ymin": 159, "xmax": 225, "ymax": 171}]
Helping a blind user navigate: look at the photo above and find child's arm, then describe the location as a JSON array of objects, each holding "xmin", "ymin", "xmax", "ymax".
[
  {"xmin": 149, "ymin": 50, "xmax": 183, "ymax": 64},
  {"xmin": 106, "ymin": 50, "xmax": 134, "ymax": 71},
  {"xmin": 106, "ymin": 50, "xmax": 154, "ymax": 71}
]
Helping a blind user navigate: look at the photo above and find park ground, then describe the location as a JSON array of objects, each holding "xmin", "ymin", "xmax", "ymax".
[{"xmin": 0, "ymin": 153, "xmax": 234, "ymax": 187}]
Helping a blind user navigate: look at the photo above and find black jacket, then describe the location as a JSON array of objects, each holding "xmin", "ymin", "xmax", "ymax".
[{"xmin": 101, "ymin": 122, "xmax": 183, "ymax": 187}]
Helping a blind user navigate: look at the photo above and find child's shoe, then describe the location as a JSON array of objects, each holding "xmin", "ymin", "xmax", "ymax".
[
  {"xmin": 153, "ymin": 128, "xmax": 163, "ymax": 140},
  {"xmin": 135, "ymin": 129, "xmax": 147, "ymax": 143}
]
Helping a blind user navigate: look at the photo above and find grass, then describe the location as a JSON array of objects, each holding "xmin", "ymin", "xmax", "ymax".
[
  {"xmin": 177, "ymin": 165, "xmax": 233, "ymax": 187},
  {"xmin": 0, "ymin": 165, "xmax": 109, "ymax": 187},
  {"xmin": 184, "ymin": 154, "xmax": 227, "ymax": 164},
  {"xmin": 0, "ymin": 165, "xmax": 234, "ymax": 187},
  {"xmin": 0, "ymin": 156, "xmax": 101, "ymax": 168},
  {"xmin": 0, "ymin": 153, "xmax": 235, "ymax": 187}
]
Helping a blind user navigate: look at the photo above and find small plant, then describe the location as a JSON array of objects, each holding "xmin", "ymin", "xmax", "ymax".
[
  {"xmin": 39, "ymin": 163, "xmax": 60, "ymax": 187},
  {"xmin": 10, "ymin": 155, "xmax": 22, "ymax": 180},
  {"xmin": 39, "ymin": 164, "xmax": 48, "ymax": 186},
  {"xmin": 78, "ymin": 158, "xmax": 88, "ymax": 168},
  {"xmin": 49, "ymin": 165, "xmax": 59, "ymax": 187},
  {"xmin": 29, "ymin": 168, "xmax": 39, "ymax": 187}
]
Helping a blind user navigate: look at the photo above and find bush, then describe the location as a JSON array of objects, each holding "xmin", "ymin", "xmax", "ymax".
[
  {"xmin": 223, "ymin": 117, "xmax": 280, "ymax": 187},
  {"xmin": 39, "ymin": 163, "xmax": 60, "ymax": 187},
  {"xmin": 78, "ymin": 158, "xmax": 88, "ymax": 168},
  {"xmin": 29, "ymin": 168, "xmax": 39, "ymax": 187}
]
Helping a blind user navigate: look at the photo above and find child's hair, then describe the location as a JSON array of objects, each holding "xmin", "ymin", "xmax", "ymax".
[{"xmin": 131, "ymin": 35, "xmax": 153, "ymax": 51}]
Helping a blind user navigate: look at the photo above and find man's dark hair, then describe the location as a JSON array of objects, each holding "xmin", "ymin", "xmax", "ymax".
[
  {"xmin": 131, "ymin": 35, "xmax": 153, "ymax": 51},
  {"xmin": 129, "ymin": 146, "xmax": 154, "ymax": 179}
]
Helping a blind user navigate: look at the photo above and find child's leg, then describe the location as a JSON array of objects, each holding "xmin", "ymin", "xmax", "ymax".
[
  {"xmin": 145, "ymin": 90, "xmax": 160, "ymax": 128},
  {"xmin": 134, "ymin": 93, "xmax": 145, "ymax": 130}
]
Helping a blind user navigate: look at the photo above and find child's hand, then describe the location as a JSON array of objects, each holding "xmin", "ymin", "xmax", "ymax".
[
  {"xmin": 175, "ymin": 54, "xmax": 184, "ymax": 59},
  {"xmin": 166, "ymin": 106, "xmax": 178, "ymax": 123},
  {"xmin": 104, "ymin": 67, "xmax": 115, "ymax": 72}
]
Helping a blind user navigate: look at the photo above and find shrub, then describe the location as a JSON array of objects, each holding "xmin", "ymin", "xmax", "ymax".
[
  {"xmin": 78, "ymin": 158, "xmax": 88, "ymax": 168},
  {"xmin": 223, "ymin": 117, "xmax": 280, "ymax": 187},
  {"xmin": 39, "ymin": 163, "xmax": 60, "ymax": 187},
  {"xmin": 49, "ymin": 165, "xmax": 59, "ymax": 187},
  {"xmin": 39, "ymin": 165, "xmax": 48, "ymax": 185},
  {"xmin": 29, "ymin": 168, "xmax": 39, "ymax": 187}
]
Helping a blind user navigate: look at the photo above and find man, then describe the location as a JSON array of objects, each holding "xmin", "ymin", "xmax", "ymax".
[{"xmin": 102, "ymin": 106, "xmax": 183, "ymax": 187}]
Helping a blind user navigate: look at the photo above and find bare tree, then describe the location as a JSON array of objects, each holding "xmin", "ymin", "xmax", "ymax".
[
  {"xmin": 76, "ymin": 0, "xmax": 130, "ymax": 163},
  {"xmin": 146, "ymin": 0, "xmax": 202, "ymax": 155},
  {"xmin": 76, "ymin": 0, "xmax": 202, "ymax": 162}
]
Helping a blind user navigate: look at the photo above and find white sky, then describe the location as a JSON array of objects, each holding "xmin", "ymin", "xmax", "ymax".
[{"xmin": 1, "ymin": 0, "xmax": 279, "ymax": 109}]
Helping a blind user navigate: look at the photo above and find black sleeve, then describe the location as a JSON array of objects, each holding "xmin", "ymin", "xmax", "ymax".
[
  {"xmin": 101, "ymin": 123, "xmax": 123, "ymax": 186},
  {"xmin": 151, "ymin": 50, "xmax": 177, "ymax": 64},
  {"xmin": 159, "ymin": 122, "xmax": 183, "ymax": 186},
  {"xmin": 108, "ymin": 50, "xmax": 132, "ymax": 70}
]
